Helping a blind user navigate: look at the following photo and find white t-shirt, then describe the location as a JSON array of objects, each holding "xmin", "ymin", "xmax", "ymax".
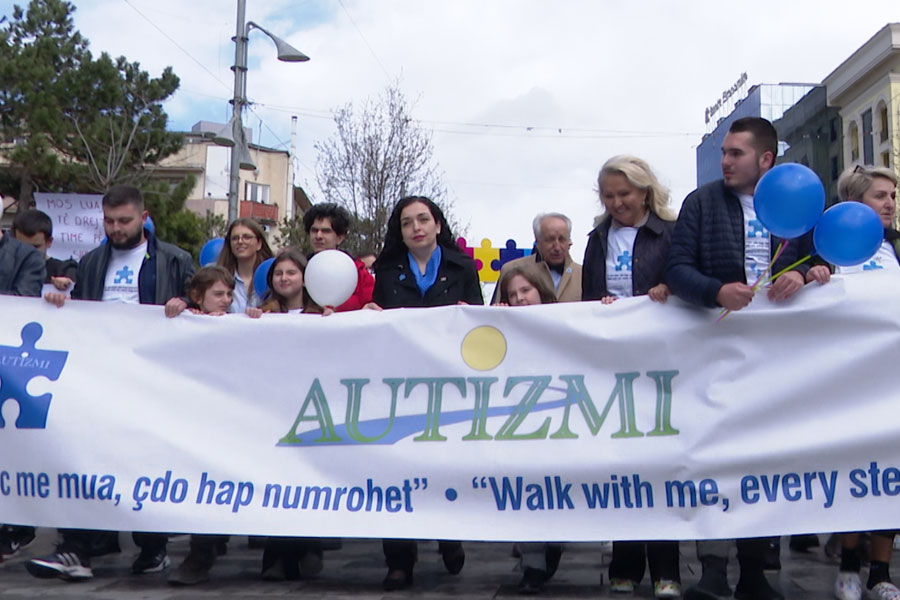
[
  {"xmin": 102, "ymin": 242, "xmax": 147, "ymax": 303},
  {"xmin": 605, "ymin": 221, "xmax": 638, "ymax": 299},
  {"xmin": 287, "ymin": 307, "xmax": 304, "ymax": 315},
  {"xmin": 739, "ymin": 193, "xmax": 770, "ymax": 285},
  {"xmin": 836, "ymin": 240, "xmax": 900, "ymax": 275}
]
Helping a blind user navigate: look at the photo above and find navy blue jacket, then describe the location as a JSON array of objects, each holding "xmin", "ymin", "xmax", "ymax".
[
  {"xmin": 667, "ymin": 180, "xmax": 810, "ymax": 308},
  {"xmin": 72, "ymin": 230, "xmax": 194, "ymax": 305},
  {"xmin": 582, "ymin": 212, "xmax": 675, "ymax": 300}
]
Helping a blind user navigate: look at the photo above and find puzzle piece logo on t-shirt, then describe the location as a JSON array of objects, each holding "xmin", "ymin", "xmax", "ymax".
[{"xmin": 0, "ymin": 322, "xmax": 69, "ymax": 429}]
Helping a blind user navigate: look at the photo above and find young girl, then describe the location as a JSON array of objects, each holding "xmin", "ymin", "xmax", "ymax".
[
  {"xmin": 260, "ymin": 249, "xmax": 309, "ymax": 314},
  {"xmin": 216, "ymin": 218, "xmax": 274, "ymax": 313}
]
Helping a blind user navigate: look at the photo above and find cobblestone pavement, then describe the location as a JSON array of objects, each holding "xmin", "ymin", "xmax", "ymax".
[{"xmin": 0, "ymin": 530, "xmax": 878, "ymax": 598}]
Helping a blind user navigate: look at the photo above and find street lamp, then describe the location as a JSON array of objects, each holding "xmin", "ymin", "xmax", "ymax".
[{"xmin": 220, "ymin": 0, "xmax": 309, "ymax": 223}]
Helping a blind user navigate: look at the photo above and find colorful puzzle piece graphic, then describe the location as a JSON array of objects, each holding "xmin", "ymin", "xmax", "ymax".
[
  {"xmin": 0, "ymin": 322, "xmax": 69, "ymax": 429},
  {"xmin": 474, "ymin": 239, "xmax": 501, "ymax": 282},
  {"xmin": 490, "ymin": 239, "xmax": 526, "ymax": 272}
]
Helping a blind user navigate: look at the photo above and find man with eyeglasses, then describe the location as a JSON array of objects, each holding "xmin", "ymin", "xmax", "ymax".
[{"xmin": 33, "ymin": 185, "xmax": 194, "ymax": 581}]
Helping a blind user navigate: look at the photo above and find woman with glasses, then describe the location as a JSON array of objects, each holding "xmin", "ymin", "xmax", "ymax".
[{"xmin": 217, "ymin": 218, "xmax": 274, "ymax": 313}]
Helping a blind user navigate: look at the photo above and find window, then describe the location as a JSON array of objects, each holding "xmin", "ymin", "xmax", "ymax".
[
  {"xmin": 849, "ymin": 121, "xmax": 860, "ymax": 162},
  {"xmin": 862, "ymin": 109, "xmax": 874, "ymax": 165},
  {"xmin": 878, "ymin": 103, "xmax": 889, "ymax": 143},
  {"xmin": 882, "ymin": 151, "xmax": 891, "ymax": 168},
  {"xmin": 830, "ymin": 118, "xmax": 838, "ymax": 142},
  {"xmin": 831, "ymin": 156, "xmax": 839, "ymax": 181},
  {"xmin": 244, "ymin": 182, "xmax": 270, "ymax": 204}
]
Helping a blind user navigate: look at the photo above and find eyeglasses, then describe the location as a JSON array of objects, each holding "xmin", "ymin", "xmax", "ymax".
[{"xmin": 230, "ymin": 234, "xmax": 257, "ymax": 243}]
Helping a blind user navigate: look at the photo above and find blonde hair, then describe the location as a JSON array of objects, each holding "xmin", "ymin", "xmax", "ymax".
[
  {"xmin": 597, "ymin": 155, "xmax": 675, "ymax": 223},
  {"xmin": 837, "ymin": 165, "xmax": 898, "ymax": 202}
]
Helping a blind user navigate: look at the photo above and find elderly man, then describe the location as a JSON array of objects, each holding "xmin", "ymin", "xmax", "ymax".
[{"xmin": 492, "ymin": 212, "xmax": 582, "ymax": 304}]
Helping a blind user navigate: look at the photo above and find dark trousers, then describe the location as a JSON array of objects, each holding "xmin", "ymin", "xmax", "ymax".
[
  {"xmin": 609, "ymin": 540, "xmax": 680, "ymax": 583},
  {"xmin": 382, "ymin": 539, "xmax": 462, "ymax": 571},
  {"xmin": 59, "ymin": 529, "xmax": 167, "ymax": 556}
]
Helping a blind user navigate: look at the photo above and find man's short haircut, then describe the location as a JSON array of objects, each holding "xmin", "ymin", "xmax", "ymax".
[
  {"xmin": 303, "ymin": 203, "xmax": 351, "ymax": 236},
  {"xmin": 102, "ymin": 185, "xmax": 144, "ymax": 210},
  {"xmin": 12, "ymin": 209, "xmax": 53, "ymax": 239},
  {"xmin": 838, "ymin": 164, "xmax": 898, "ymax": 202},
  {"xmin": 728, "ymin": 117, "xmax": 778, "ymax": 159},
  {"xmin": 532, "ymin": 213, "xmax": 572, "ymax": 241}
]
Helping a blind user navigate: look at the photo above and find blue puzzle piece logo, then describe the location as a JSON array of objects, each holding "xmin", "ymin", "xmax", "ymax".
[
  {"xmin": 0, "ymin": 323, "xmax": 68, "ymax": 429},
  {"xmin": 748, "ymin": 219, "xmax": 766, "ymax": 238},
  {"xmin": 863, "ymin": 260, "xmax": 883, "ymax": 271},
  {"xmin": 114, "ymin": 265, "xmax": 134, "ymax": 284},
  {"xmin": 615, "ymin": 251, "xmax": 632, "ymax": 272}
]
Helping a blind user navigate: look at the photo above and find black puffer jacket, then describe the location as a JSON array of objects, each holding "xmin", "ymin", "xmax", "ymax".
[{"xmin": 667, "ymin": 179, "xmax": 810, "ymax": 308}]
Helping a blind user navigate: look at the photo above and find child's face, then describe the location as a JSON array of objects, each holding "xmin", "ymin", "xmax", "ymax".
[
  {"xmin": 272, "ymin": 261, "xmax": 304, "ymax": 300},
  {"xmin": 201, "ymin": 281, "xmax": 234, "ymax": 314}
]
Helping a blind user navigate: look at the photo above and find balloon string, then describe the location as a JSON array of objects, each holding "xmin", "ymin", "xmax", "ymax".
[
  {"xmin": 716, "ymin": 239, "xmax": 788, "ymax": 323},
  {"xmin": 762, "ymin": 254, "xmax": 812, "ymax": 286}
]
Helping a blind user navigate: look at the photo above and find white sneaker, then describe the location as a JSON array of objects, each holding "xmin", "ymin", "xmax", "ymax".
[
  {"xmin": 610, "ymin": 577, "xmax": 635, "ymax": 593},
  {"xmin": 654, "ymin": 579, "xmax": 682, "ymax": 598},
  {"xmin": 870, "ymin": 581, "xmax": 900, "ymax": 600},
  {"xmin": 835, "ymin": 572, "xmax": 862, "ymax": 600}
]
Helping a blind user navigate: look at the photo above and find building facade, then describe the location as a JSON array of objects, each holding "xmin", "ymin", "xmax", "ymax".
[
  {"xmin": 773, "ymin": 86, "xmax": 843, "ymax": 206},
  {"xmin": 823, "ymin": 23, "xmax": 900, "ymax": 174}
]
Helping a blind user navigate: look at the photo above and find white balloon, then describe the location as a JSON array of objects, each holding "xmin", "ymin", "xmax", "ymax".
[{"xmin": 305, "ymin": 250, "xmax": 358, "ymax": 307}]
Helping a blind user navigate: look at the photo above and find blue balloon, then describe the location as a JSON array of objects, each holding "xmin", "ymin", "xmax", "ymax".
[
  {"xmin": 813, "ymin": 202, "xmax": 884, "ymax": 267},
  {"xmin": 144, "ymin": 215, "xmax": 155, "ymax": 234},
  {"xmin": 253, "ymin": 257, "xmax": 275, "ymax": 300},
  {"xmin": 753, "ymin": 163, "xmax": 825, "ymax": 239},
  {"xmin": 199, "ymin": 238, "xmax": 225, "ymax": 267}
]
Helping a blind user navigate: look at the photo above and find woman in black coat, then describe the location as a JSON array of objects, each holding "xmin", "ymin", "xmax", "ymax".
[
  {"xmin": 372, "ymin": 196, "xmax": 482, "ymax": 590},
  {"xmin": 373, "ymin": 196, "xmax": 482, "ymax": 309}
]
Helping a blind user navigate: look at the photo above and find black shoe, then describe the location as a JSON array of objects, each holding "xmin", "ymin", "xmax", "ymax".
[
  {"xmin": 789, "ymin": 534, "xmax": 820, "ymax": 553},
  {"xmin": 440, "ymin": 544, "xmax": 465, "ymax": 575},
  {"xmin": 0, "ymin": 526, "xmax": 36, "ymax": 558},
  {"xmin": 518, "ymin": 568, "xmax": 547, "ymax": 595},
  {"xmin": 132, "ymin": 548, "xmax": 170, "ymax": 574},
  {"xmin": 684, "ymin": 556, "xmax": 732, "ymax": 600},
  {"xmin": 545, "ymin": 544, "xmax": 563, "ymax": 579},
  {"xmin": 383, "ymin": 568, "xmax": 413, "ymax": 591},
  {"xmin": 734, "ymin": 573, "xmax": 784, "ymax": 600}
]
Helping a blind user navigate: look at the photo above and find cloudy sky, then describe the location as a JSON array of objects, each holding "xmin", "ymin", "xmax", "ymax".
[{"xmin": 2, "ymin": 0, "xmax": 898, "ymax": 257}]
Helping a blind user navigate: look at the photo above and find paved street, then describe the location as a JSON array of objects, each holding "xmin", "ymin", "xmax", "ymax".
[{"xmin": 0, "ymin": 530, "xmax": 881, "ymax": 598}]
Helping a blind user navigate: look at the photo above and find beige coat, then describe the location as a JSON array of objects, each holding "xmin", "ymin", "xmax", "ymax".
[{"xmin": 492, "ymin": 253, "xmax": 583, "ymax": 304}]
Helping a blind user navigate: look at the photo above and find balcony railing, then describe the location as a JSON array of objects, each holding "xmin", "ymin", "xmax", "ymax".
[{"xmin": 240, "ymin": 201, "xmax": 278, "ymax": 223}]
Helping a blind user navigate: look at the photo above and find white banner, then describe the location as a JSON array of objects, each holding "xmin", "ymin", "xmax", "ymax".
[
  {"xmin": 33, "ymin": 193, "xmax": 104, "ymax": 261},
  {"xmin": 1, "ymin": 274, "xmax": 899, "ymax": 541}
]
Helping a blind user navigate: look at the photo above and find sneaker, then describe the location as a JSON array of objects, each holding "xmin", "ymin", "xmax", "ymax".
[
  {"xmin": 132, "ymin": 548, "xmax": 171, "ymax": 574},
  {"xmin": 655, "ymin": 579, "xmax": 682, "ymax": 598},
  {"xmin": 0, "ymin": 526, "xmax": 36, "ymax": 558},
  {"xmin": 168, "ymin": 548, "xmax": 214, "ymax": 586},
  {"xmin": 26, "ymin": 551, "xmax": 93, "ymax": 581},
  {"xmin": 870, "ymin": 581, "xmax": 900, "ymax": 600},
  {"xmin": 610, "ymin": 577, "xmax": 636, "ymax": 593},
  {"xmin": 734, "ymin": 573, "xmax": 784, "ymax": 600},
  {"xmin": 835, "ymin": 572, "xmax": 862, "ymax": 600}
]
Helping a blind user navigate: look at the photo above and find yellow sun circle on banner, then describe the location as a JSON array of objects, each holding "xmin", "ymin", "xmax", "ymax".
[{"xmin": 461, "ymin": 326, "xmax": 507, "ymax": 371}]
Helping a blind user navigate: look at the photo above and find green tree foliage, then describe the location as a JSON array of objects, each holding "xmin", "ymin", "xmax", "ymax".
[
  {"xmin": 274, "ymin": 213, "xmax": 309, "ymax": 251},
  {"xmin": 0, "ymin": 0, "xmax": 201, "ymax": 253}
]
